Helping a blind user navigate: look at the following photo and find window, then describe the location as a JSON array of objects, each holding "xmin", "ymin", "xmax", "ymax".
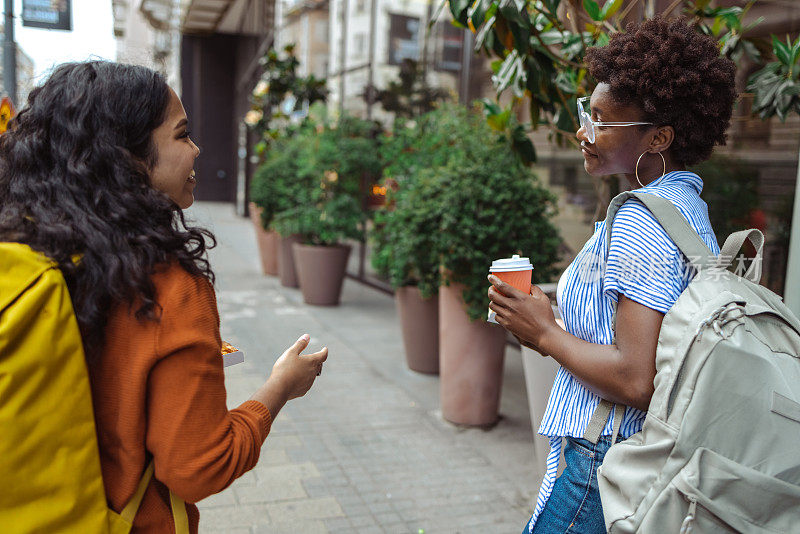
[
  {"xmin": 387, "ymin": 14, "xmax": 420, "ymax": 65},
  {"xmin": 354, "ymin": 33, "xmax": 367, "ymax": 58}
]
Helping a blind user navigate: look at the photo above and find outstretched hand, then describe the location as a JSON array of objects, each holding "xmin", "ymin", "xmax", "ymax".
[
  {"xmin": 269, "ymin": 334, "xmax": 328, "ymax": 401},
  {"xmin": 487, "ymin": 275, "xmax": 558, "ymax": 353}
]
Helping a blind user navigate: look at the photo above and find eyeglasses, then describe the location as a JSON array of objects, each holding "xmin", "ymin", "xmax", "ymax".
[{"xmin": 577, "ymin": 96, "xmax": 653, "ymax": 144}]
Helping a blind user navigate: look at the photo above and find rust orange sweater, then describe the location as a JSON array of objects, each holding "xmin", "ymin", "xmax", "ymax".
[{"xmin": 88, "ymin": 263, "xmax": 271, "ymax": 532}]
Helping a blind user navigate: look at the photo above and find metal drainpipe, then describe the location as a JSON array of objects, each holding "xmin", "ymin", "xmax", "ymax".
[
  {"xmin": 338, "ymin": 0, "xmax": 348, "ymax": 116},
  {"xmin": 3, "ymin": 0, "xmax": 16, "ymax": 105}
]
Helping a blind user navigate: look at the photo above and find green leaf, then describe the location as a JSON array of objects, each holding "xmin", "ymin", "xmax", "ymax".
[
  {"xmin": 582, "ymin": 0, "xmax": 601, "ymax": 21},
  {"xmin": 599, "ymin": 0, "xmax": 623, "ymax": 21},
  {"xmin": 448, "ymin": 0, "xmax": 472, "ymax": 25},
  {"xmin": 493, "ymin": 49, "xmax": 524, "ymax": 94},
  {"xmin": 711, "ymin": 16, "xmax": 723, "ymax": 37},
  {"xmin": 498, "ymin": 2, "xmax": 531, "ymax": 52},
  {"xmin": 467, "ymin": 0, "xmax": 493, "ymax": 30},
  {"xmin": 487, "ymin": 108, "xmax": 512, "ymax": 131},
  {"xmin": 511, "ymin": 124, "xmax": 536, "ymax": 164},
  {"xmin": 791, "ymin": 35, "xmax": 800, "ymax": 67},
  {"xmin": 741, "ymin": 40, "xmax": 762, "ymax": 64},
  {"xmin": 475, "ymin": 14, "xmax": 498, "ymax": 49},
  {"xmin": 480, "ymin": 98, "xmax": 503, "ymax": 116},
  {"xmin": 773, "ymin": 34, "xmax": 792, "ymax": 66}
]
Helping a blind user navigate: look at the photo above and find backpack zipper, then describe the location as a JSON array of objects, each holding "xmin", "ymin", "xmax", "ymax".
[
  {"xmin": 679, "ymin": 496, "xmax": 697, "ymax": 534},
  {"xmin": 667, "ymin": 303, "xmax": 746, "ymax": 418}
]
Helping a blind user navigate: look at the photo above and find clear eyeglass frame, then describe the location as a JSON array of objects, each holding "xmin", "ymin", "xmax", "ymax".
[{"xmin": 577, "ymin": 96, "xmax": 653, "ymax": 144}]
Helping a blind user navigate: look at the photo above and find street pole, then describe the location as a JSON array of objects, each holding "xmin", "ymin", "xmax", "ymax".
[
  {"xmin": 3, "ymin": 0, "xmax": 16, "ymax": 105},
  {"xmin": 338, "ymin": 0, "xmax": 349, "ymax": 116},
  {"xmin": 458, "ymin": 29, "xmax": 472, "ymax": 105},
  {"xmin": 365, "ymin": 0, "xmax": 377, "ymax": 120},
  {"xmin": 783, "ymin": 147, "xmax": 800, "ymax": 317}
]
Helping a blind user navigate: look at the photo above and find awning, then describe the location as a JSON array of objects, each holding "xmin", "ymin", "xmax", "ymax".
[
  {"xmin": 180, "ymin": 0, "xmax": 234, "ymax": 34},
  {"xmin": 181, "ymin": 0, "xmax": 274, "ymax": 35}
]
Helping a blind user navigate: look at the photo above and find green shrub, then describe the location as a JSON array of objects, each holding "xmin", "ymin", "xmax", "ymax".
[
  {"xmin": 372, "ymin": 104, "xmax": 562, "ymax": 317},
  {"xmin": 249, "ymin": 130, "xmax": 308, "ymax": 230},
  {"xmin": 271, "ymin": 116, "xmax": 383, "ymax": 246}
]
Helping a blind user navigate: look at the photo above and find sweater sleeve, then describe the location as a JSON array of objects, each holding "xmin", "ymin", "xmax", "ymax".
[{"xmin": 145, "ymin": 265, "xmax": 272, "ymax": 503}]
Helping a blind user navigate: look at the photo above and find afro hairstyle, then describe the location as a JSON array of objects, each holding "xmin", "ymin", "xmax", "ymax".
[{"xmin": 586, "ymin": 17, "xmax": 736, "ymax": 166}]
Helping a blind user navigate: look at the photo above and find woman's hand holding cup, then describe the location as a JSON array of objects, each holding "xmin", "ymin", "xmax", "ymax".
[{"xmin": 487, "ymin": 273, "xmax": 557, "ymax": 354}]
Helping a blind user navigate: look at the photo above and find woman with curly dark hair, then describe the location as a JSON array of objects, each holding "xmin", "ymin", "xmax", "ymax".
[
  {"xmin": 0, "ymin": 61, "xmax": 328, "ymax": 532},
  {"xmin": 487, "ymin": 18, "xmax": 736, "ymax": 533}
]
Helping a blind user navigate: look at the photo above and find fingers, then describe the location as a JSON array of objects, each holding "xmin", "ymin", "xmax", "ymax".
[
  {"xmin": 487, "ymin": 274, "xmax": 513, "ymax": 294},
  {"xmin": 307, "ymin": 346, "xmax": 328, "ymax": 365},
  {"xmin": 487, "ymin": 285, "xmax": 512, "ymax": 309},
  {"xmin": 288, "ymin": 333, "xmax": 310, "ymax": 355}
]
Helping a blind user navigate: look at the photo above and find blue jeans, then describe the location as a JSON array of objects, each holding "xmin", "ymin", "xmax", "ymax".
[{"xmin": 524, "ymin": 436, "xmax": 618, "ymax": 534}]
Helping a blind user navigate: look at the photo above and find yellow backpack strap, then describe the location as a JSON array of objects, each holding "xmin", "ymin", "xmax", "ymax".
[
  {"xmin": 120, "ymin": 461, "xmax": 189, "ymax": 534},
  {"xmin": 169, "ymin": 491, "xmax": 190, "ymax": 534},
  {"xmin": 120, "ymin": 461, "xmax": 154, "ymax": 524}
]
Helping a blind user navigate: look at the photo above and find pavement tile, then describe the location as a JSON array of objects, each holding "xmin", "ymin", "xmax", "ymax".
[
  {"xmin": 197, "ymin": 503, "xmax": 270, "ymax": 529},
  {"xmin": 252, "ymin": 521, "xmax": 328, "ymax": 534},
  {"xmin": 349, "ymin": 514, "xmax": 378, "ymax": 528},
  {"xmin": 265, "ymin": 496, "xmax": 345, "ymax": 522},
  {"xmin": 235, "ymin": 477, "xmax": 307, "ymax": 503},
  {"xmin": 374, "ymin": 511, "xmax": 403, "ymax": 525},
  {"xmin": 197, "ymin": 488, "xmax": 237, "ymax": 508}
]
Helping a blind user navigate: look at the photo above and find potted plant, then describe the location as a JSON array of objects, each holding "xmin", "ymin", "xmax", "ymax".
[
  {"xmin": 247, "ymin": 201, "xmax": 279, "ymax": 276},
  {"xmin": 370, "ymin": 106, "xmax": 465, "ymax": 374},
  {"xmin": 245, "ymin": 45, "xmax": 328, "ymax": 284},
  {"xmin": 249, "ymin": 132, "xmax": 310, "ymax": 287},
  {"xmin": 273, "ymin": 116, "xmax": 382, "ymax": 305},
  {"xmin": 372, "ymin": 173, "xmax": 443, "ymax": 374},
  {"xmin": 429, "ymin": 109, "xmax": 562, "ymax": 427}
]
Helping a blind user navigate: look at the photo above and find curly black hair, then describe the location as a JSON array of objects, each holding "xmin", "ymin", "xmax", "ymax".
[
  {"xmin": 0, "ymin": 61, "xmax": 215, "ymax": 359},
  {"xmin": 586, "ymin": 17, "xmax": 736, "ymax": 166}
]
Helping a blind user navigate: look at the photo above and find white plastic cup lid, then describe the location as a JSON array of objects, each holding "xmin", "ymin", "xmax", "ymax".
[{"xmin": 490, "ymin": 254, "xmax": 533, "ymax": 272}]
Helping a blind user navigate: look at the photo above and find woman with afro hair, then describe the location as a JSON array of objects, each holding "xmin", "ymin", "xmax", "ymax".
[{"xmin": 487, "ymin": 17, "xmax": 736, "ymax": 533}]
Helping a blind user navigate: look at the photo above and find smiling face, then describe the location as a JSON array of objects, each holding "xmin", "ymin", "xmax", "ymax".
[
  {"xmin": 576, "ymin": 83, "xmax": 654, "ymax": 178},
  {"xmin": 149, "ymin": 88, "xmax": 200, "ymax": 209}
]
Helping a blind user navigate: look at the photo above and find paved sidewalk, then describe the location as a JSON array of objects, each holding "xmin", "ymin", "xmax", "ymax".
[{"xmin": 187, "ymin": 202, "xmax": 544, "ymax": 534}]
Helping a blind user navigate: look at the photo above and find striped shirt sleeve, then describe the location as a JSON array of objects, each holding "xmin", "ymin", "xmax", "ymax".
[{"xmin": 602, "ymin": 199, "xmax": 688, "ymax": 314}]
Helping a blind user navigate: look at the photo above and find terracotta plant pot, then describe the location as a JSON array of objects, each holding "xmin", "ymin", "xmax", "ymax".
[
  {"xmin": 278, "ymin": 234, "xmax": 302, "ymax": 288},
  {"xmin": 396, "ymin": 285, "xmax": 439, "ymax": 374},
  {"xmin": 292, "ymin": 243, "xmax": 352, "ymax": 305},
  {"xmin": 248, "ymin": 202, "xmax": 279, "ymax": 276},
  {"xmin": 439, "ymin": 282, "xmax": 507, "ymax": 427}
]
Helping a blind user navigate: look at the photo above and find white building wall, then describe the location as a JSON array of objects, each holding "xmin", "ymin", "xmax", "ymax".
[
  {"xmin": 113, "ymin": 0, "xmax": 182, "ymax": 95},
  {"xmin": 328, "ymin": 0, "xmax": 458, "ymax": 122}
]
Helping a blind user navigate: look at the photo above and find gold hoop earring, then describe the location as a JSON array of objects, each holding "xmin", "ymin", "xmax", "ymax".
[{"xmin": 635, "ymin": 151, "xmax": 666, "ymax": 188}]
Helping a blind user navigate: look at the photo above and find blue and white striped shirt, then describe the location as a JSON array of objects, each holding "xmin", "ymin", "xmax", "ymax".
[{"xmin": 528, "ymin": 171, "xmax": 720, "ymax": 528}]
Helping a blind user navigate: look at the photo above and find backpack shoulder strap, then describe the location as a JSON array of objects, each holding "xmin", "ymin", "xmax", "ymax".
[
  {"xmin": 120, "ymin": 462, "xmax": 154, "ymax": 524},
  {"xmin": 604, "ymin": 191, "xmax": 716, "ymax": 272},
  {"xmin": 119, "ymin": 461, "xmax": 189, "ymax": 534}
]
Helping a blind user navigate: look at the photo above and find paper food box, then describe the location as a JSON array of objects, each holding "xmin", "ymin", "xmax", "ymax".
[{"xmin": 221, "ymin": 341, "xmax": 244, "ymax": 367}]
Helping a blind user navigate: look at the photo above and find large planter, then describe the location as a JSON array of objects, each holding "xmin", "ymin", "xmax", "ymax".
[
  {"xmin": 439, "ymin": 282, "xmax": 507, "ymax": 427},
  {"xmin": 248, "ymin": 202, "xmax": 279, "ymax": 276},
  {"xmin": 278, "ymin": 234, "xmax": 302, "ymax": 288},
  {"xmin": 292, "ymin": 243, "xmax": 352, "ymax": 305},
  {"xmin": 396, "ymin": 286, "xmax": 439, "ymax": 375},
  {"xmin": 520, "ymin": 345, "xmax": 560, "ymax": 465}
]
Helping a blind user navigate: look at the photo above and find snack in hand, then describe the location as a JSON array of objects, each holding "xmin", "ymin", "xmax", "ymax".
[{"xmin": 221, "ymin": 341, "xmax": 244, "ymax": 367}]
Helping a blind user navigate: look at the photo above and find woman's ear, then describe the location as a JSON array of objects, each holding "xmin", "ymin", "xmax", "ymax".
[{"xmin": 649, "ymin": 125, "xmax": 675, "ymax": 153}]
